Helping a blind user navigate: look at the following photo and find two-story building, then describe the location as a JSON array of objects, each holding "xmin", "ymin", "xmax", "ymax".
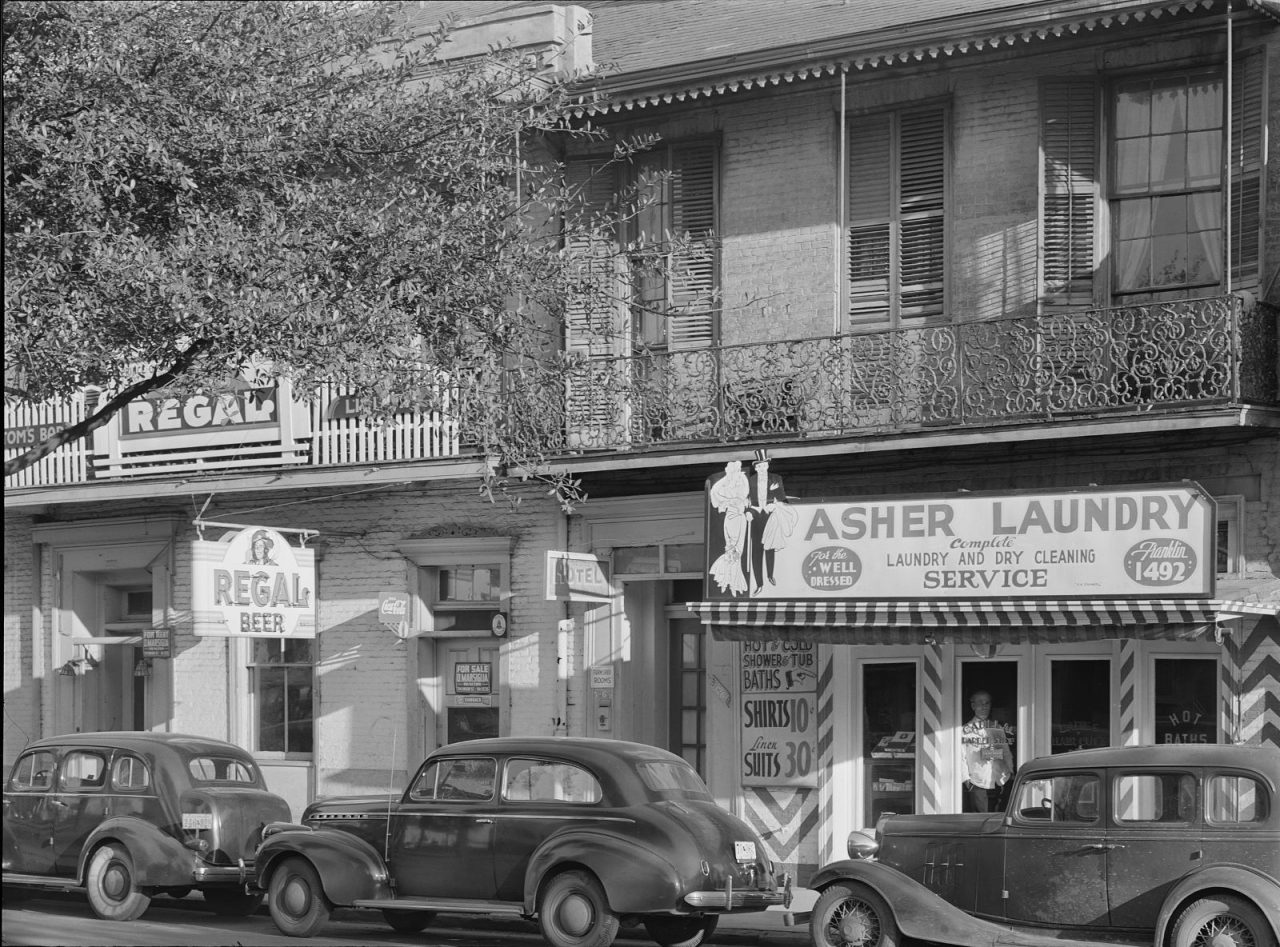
[{"xmin": 5, "ymin": 0, "xmax": 1278, "ymax": 882}]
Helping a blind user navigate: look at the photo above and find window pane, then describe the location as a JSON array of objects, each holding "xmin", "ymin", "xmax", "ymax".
[
  {"xmin": 1149, "ymin": 134, "xmax": 1186, "ymax": 189},
  {"xmin": 11, "ymin": 751, "xmax": 57, "ymax": 791},
  {"xmin": 1050, "ymin": 660, "xmax": 1111, "ymax": 754},
  {"xmin": 1114, "ymin": 139, "xmax": 1150, "ymax": 192},
  {"xmin": 436, "ymin": 758, "xmax": 495, "ymax": 801},
  {"xmin": 1151, "ymin": 195, "xmax": 1188, "ymax": 236},
  {"xmin": 864, "ymin": 662, "xmax": 917, "ymax": 823},
  {"xmin": 286, "ymin": 669, "xmax": 313, "ymax": 754},
  {"xmin": 60, "ymin": 751, "xmax": 107, "ymax": 790},
  {"xmin": 111, "ymin": 755, "xmax": 150, "ymax": 791},
  {"xmin": 1207, "ymin": 775, "xmax": 1267, "ymax": 823},
  {"xmin": 1149, "ymin": 83, "xmax": 1185, "ymax": 134},
  {"xmin": 614, "ymin": 546, "xmax": 660, "ymax": 574},
  {"xmin": 1115, "ymin": 86, "xmax": 1151, "ymax": 137},
  {"xmin": 664, "ymin": 544, "xmax": 704, "ymax": 574},
  {"xmin": 1154, "ymin": 658, "xmax": 1217, "ymax": 744},
  {"xmin": 257, "ymin": 666, "xmax": 286, "ymax": 752},
  {"xmin": 1115, "ymin": 773, "xmax": 1195, "ymax": 822},
  {"xmin": 1014, "ymin": 773, "xmax": 1099, "ymax": 823},
  {"xmin": 1150, "ymin": 233, "xmax": 1187, "ymax": 286},
  {"xmin": 283, "ymin": 639, "xmax": 313, "ymax": 663},
  {"xmin": 252, "ymin": 640, "xmax": 284, "ymax": 664},
  {"xmin": 1186, "ymin": 130, "xmax": 1221, "ymax": 186}
]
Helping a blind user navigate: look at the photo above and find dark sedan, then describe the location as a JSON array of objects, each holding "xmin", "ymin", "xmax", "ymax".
[
  {"xmin": 255, "ymin": 736, "xmax": 790, "ymax": 947},
  {"xmin": 3, "ymin": 731, "xmax": 291, "ymax": 921},
  {"xmin": 803, "ymin": 744, "xmax": 1279, "ymax": 947}
]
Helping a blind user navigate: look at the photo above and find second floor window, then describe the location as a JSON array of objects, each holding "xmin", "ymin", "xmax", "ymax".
[
  {"xmin": 1111, "ymin": 72, "xmax": 1223, "ymax": 300},
  {"xmin": 846, "ymin": 106, "xmax": 949, "ymax": 327},
  {"xmin": 1040, "ymin": 55, "xmax": 1262, "ymax": 310},
  {"xmin": 565, "ymin": 142, "xmax": 720, "ymax": 355}
]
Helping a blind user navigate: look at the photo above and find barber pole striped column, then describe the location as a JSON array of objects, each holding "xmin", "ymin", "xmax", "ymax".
[
  {"xmin": 1118, "ymin": 639, "xmax": 1140, "ymax": 746},
  {"xmin": 1233, "ymin": 617, "xmax": 1279, "ymax": 747},
  {"xmin": 816, "ymin": 650, "xmax": 835, "ymax": 863},
  {"xmin": 920, "ymin": 643, "xmax": 944, "ymax": 814}
]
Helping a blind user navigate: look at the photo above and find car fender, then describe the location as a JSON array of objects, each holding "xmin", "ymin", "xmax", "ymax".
[
  {"xmin": 524, "ymin": 830, "xmax": 681, "ymax": 915},
  {"xmin": 1155, "ymin": 863, "xmax": 1280, "ymax": 946},
  {"xmin": 809, "ymin": 859, "xmax": 1130, "ymax": 947},
  {"xmin": 255, "ymin": 828, "xmax": 392, "ymax": 906},
  {"xmin": 79, "ymin": 818, "xmax": 196, "ymax": 887}
]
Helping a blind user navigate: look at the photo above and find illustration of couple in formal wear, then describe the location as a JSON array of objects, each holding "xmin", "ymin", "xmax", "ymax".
[{"xmin": 708, "ymin": 452, "xmax": 798, "ymax": 596}]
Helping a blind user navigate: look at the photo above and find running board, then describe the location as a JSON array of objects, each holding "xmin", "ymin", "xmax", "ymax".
[
  {"xmin": 3, "ymin": 873, "xmax": 82, "ymax": 891},
  {"xmin": 350, "ymin": 897, "xmax": 526, "ymax": 916}
]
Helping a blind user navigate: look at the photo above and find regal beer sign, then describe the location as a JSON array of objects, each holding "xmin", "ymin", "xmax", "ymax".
[
  {"xmin": 704, "ymin": 477, "xmax": 1214, "ymax": 600},
  {"xmin": 192, "ymin": 527, "xmax": 316, "ymax": 638}
]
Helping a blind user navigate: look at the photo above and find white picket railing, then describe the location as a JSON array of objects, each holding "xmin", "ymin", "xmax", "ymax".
[
  {"xmin": 4, "ymin": 386, "xmax": 462, "ymax": 489},
  {"xmin": 3, "ymin": 395, "xmax": 90, "ymax": 488}
]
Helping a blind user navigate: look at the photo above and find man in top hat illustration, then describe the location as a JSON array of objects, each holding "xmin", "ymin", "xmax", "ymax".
[{"xmin": 744, "ymin": 450, "xmax": 795, "ymax": 594}]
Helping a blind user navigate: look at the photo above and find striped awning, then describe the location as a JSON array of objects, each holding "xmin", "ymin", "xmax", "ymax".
[{"xmin": 686, "ymin": 598, "xmax": 1272, "ymax": 645}]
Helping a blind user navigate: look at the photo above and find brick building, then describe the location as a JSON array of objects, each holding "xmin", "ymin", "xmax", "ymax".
[{"xmin": 5, "ymin": 0, "xmax": 1278, "ymax": 881}]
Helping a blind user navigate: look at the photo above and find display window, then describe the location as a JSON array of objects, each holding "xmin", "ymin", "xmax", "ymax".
[{"xmin": 862, "ymin": 661, "xmax": 918, "ymax": 824}]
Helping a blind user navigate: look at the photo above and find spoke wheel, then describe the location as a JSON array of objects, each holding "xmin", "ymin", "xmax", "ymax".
[
  {"xmin": 1172, "ymin": 895, "xmax": 1274, "ymax": 947},
  {"xmin": 266, "ymin": 857, "xmax": 331, "ymax": 937},
  {"xmin": 810, "ymin": 882, "xmax": 900, "ymax": 947},
  {"xmin": 85, "ymin": 844, "xmax": 152, "ymax": 921}
]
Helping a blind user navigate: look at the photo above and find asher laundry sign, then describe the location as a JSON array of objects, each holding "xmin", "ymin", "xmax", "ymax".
[
  {"xmin": 704, "ymin": 481, "xmax": 1214, "ymax": 600},
  {"xmin": 192, "ymin": 526, "xmax": 317, "ymax": 638}
]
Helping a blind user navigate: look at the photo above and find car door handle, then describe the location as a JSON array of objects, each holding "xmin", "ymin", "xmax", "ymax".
[
  {"xmin": 50, "ymin": 799, "xmax": 69, "ymax": 809},
  {"xmin": 474, "ymin": 818, "xmax": 494, "ymax": 824},
  {"xmin": 1083, "ymin": 843, "xmax": 1123, "ymax": 850}
]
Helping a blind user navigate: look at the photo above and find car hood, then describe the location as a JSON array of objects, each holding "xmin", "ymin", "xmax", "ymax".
[{"xmin": 881, "ymin": 812, "xmax": 1004, "ymax": 838}]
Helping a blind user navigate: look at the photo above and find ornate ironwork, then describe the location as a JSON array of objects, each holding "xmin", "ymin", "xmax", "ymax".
[{"xmin": 551, "ymin": 295, "xmax": 1278, "ymax": 453}]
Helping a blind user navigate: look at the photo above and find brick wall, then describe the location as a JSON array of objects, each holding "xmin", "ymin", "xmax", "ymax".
[{"xmin": 2, "ymin": 514, "xmax": 37, "ymax": 768}]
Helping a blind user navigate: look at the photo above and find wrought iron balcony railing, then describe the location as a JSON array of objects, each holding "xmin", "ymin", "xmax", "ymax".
[
  {"xmin": 548, "ymin": 295, "xmax": 1278, "ymax": 452},
  {"xmin": 4, "ymin": 295, "xmax": 1275, "ymax": 491}
]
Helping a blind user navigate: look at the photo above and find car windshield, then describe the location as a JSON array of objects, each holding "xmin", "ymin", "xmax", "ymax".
[
  {"xmin": 636, "ymin": 759, "xmax": 713, "ymax": 800},
  {"xmin": 187, "ymin": 755, "xmax": 259, "ymax": 785}
]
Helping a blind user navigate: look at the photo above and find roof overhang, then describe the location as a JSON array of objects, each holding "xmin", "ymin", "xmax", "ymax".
[
  {"xmin": 573, "ymin": 0, "xmax": 1265, "ymax": 116},
  {"xmin": 689, "ymin": 597, "xmax": 1277, "ymax": 645}
]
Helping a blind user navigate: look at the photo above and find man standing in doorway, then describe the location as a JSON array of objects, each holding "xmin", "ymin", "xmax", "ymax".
[{"xmin": 961, "ymin": 690, "xmax": 1014, "ymax": 812}]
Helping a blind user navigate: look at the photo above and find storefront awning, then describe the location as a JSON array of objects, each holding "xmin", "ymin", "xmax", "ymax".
[{"xmin": 688, "ymin": 598, "xmax": 1275, "ymax": 645}]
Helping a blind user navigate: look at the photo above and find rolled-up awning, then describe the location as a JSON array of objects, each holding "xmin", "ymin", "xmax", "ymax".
[{"xmin": 687, "ymin": 598, "xmax": 1276, "ymax": 645}]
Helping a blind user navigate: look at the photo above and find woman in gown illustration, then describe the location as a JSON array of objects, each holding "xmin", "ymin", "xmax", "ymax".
[{"xmin": 709, "ymin": 460, "xmax": 750, "ymax": 596}]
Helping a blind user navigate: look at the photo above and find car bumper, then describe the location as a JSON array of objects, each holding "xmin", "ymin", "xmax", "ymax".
[
  {"xmin": 684, "ymin": 873, "xmax": 792, "ymax": 911},
  {"xmin": 193, "ymin": 859, "xmax": 252, "ymax": 885}
]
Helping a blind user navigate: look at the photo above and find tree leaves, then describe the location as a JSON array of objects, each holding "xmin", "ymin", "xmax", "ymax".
[{"xmin": 3, "ymin": 0, "xmax": 644, "ymax": 503}]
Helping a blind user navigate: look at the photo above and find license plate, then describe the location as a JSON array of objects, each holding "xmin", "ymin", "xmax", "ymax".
[
  {"xmin": 734, "ymin": 841, "xmax": 756, "ymax": 862},
  {"xmin": 182, "ymin": 813, "xmax": 214, "ymax": 830}
]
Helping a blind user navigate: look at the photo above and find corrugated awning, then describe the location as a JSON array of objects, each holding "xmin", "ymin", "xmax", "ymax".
[{"xmin": 687, "ymin": 598, "xmax": 1274, "ymax": 645}]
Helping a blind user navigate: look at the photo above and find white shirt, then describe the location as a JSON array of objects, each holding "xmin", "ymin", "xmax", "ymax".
[{"xmin": 961, "ymin": 716, "xmax": 1014, "ymax": 789}]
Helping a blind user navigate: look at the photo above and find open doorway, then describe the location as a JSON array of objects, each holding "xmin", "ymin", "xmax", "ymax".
[{"xmin": 959, "ymin": 659, "xmax": 1019, "ymax": 812}]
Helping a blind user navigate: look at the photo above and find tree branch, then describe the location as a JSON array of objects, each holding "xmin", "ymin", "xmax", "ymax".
[{"xmin": 3, "ymin": 339, "xmax": 212, "ymax": 478}]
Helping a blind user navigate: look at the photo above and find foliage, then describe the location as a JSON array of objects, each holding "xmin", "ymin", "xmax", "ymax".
[{"xmin": 3, "ymin": 0, "xmax": 653, "ymax": 505}]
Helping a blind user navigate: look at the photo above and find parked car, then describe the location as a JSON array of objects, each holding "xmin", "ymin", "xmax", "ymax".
[
  {"xmin": 255, "ymin": 736, "xmax": 790, "ymax": 946},
  {"xmin": 802, "ymin": 744, "xmax": 1279, "ymax": 947},
  {"xmin": 3, "ymin": 731, "xmax": 291, "ymax": 921}
]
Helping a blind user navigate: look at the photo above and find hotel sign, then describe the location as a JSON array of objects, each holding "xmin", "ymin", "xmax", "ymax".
[
  {"xmin": 192, "ymin": 526, "xmax": 316, "ymax": 637},
  {"xmin": 704, "ymin": 477, "xmax": 1213, "ymax": 600}
]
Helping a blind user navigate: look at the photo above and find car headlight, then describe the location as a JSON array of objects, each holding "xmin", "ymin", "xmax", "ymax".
[{"xmin": 847, "ymin": 830, "xmax": 879, "ymax": 859}]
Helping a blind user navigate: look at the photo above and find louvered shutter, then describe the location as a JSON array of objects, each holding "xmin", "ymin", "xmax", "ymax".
[
  {"xmin": 1040, "ymin": 80, "xmax": 1097, "ymax": 312},
  {"xmin": 847, "ymin": 115, "xmax": 893, "ymax": 326},
  {"xmin": 667, "ymin": 144, "xmax": 718, "ymax": 350},
  {"xmin": 898, "ymin": 109, "xmax": 946, "ymax": 320},
  {"xmin": 1230, "ymin": 52, "xmax": 1263, "ymax": 290},
  {"xmin": 563, "ymin": 159, "xmax": 626, "ymax": 447},
  {"xmin": 564, "ymin": 159, "xmax": 622, "ymax": 357}
]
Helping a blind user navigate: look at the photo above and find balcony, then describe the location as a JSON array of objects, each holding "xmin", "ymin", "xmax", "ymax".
[
  {"xmin": 4, "ymin": 295, "xmax": 1275, "ymax": 493},
  {"xmin": 552, "ymin": 295, "xmax": 1277, "ymax": 452}
]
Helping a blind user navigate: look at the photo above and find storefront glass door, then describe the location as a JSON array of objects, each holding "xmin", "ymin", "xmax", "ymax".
[{"xmin": 1153, "ymin": 657, "xmax": 1218, "ymax": 744}]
